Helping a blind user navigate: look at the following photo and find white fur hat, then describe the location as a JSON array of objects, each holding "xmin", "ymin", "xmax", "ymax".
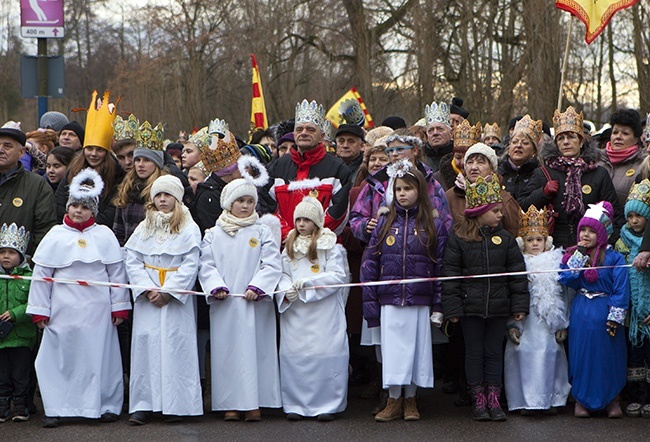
[
  {"xmin": 293, "ymin": 196, "xmax": 324, "ymax": 230},
  {"xmin": 150, "ymin": 175, "xmax": 184, "ymax": 203},
  {"xmin": 463, "ymin": 142, "xmax": 499, "ymax": 171},
  {"xmin": 66, "ymin": 168, "xmax": 104, "ymax": 216},
  {"xmin": 220, "ymin": 178, "xmax": 258, "ymax": 211}
]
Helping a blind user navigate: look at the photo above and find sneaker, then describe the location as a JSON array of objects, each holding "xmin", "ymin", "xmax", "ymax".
[
  {"xmin": 375, "ymin": 397, "xmax": 403, "ymax": 422},
  {"xmin": 0, "ymin": 397, "xmax": 10, "ymax": 423},
  {"xmin": 317, "ymin": 413, "xmax": 335, "ymax": 422},
  {"xmin": 403, "ymin": 397, "xmax": 420, "ymax": 421},
  {"xmin": 626, "ymin": 402, "xmax": 642, "ymax": 418},
  {"xmin": 100, "ymin": 412, "xmax": 119, "ymax": 423},
  {"xmin": 286, "ymin": 413, "xmax": 302, "ymax": 421},
  {"xmin": 244, "ymin": 409, "xmax": 261, "ymax": 422},
  {"xmin": 42, "ymin": 416, "xmax": 59, "ymax": 428},
  {"xmin": 642, "ymin": 404, "xmax": 650, "ymax": 418},
  {"xmin": 129, "ymin": 411, "xmax": 150, "ymax": 426}
]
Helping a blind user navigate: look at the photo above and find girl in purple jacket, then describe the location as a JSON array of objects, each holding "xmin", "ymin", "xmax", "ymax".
[{"xmin": 361, "ymin": 160, "xmax": 447, "ymax": 422}]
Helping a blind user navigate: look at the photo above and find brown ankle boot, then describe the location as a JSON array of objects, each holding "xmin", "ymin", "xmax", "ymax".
[
  {"xmin": 375, "ymin": 397, "xmax": 403, "ymax": 422},
  {"xmin": 403, "ymin": 397, "xmax": 420, "ymax": 421}
]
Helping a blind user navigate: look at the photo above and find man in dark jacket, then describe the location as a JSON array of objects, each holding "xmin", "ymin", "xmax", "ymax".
[{"xmin": 423, "ymin": 101, "xmax": 454, "ymax": 173}]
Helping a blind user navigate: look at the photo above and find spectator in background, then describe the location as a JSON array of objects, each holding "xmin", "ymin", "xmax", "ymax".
[
  {"xmin": 58, "ymin": 121, "xmax": 84, "ymax": 151},
  {"xmin": 39, "ymin": 111, "xmax": 68, "ymax": 133}
]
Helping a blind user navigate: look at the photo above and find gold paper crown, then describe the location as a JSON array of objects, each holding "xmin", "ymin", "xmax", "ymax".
[
  {"xmin": 137, "ymin": 121, "xmax": 164, "ymax": 150},
  {"xmin": 200, "ymin": 130, "xmax": 241, "ymax": 173},
  {"xmin": 339, "ymin": 99, "xmax": 365, "ymax": 126},
  {"xmin": 518, "ymin": 205, "xmax": 550, "ymax": 238},
  {"xmin": 424, "ymin": 101, "xmax": 450, "ymax": 126},
  {"xmin": 553, "ymin": 106, "xmax": 583, "ymax": 137},
  {"xmin": 112, "ymin": 114, "xmax": 140, "ymax": 142},
  {"xmin": 483, "ymin": 123, "xmax": 501, "ymax": 141},
  {"xmin": 453, "ymin": 120, "xmax": 482, "ymax": 150},
  {"xmin": 208, "ymin": 118, "xmax": 229, "ymax": 137},
  {"xmin": 513, "ymin": 114, "xmax": 543, "ymax": 144},
  {"xmin": 295, "ymin": 100, "xmax": 325, "ymax": 130},
  {"xmin": 465, "ymin": 173, "xmax": 502, "ymax": 210},
  {"xmin": 0, "ymin": 223, "xmax": 30, "ymax": 257},
  {"xmin": 84, "ymin": 90, "xmax": 119, "ymax": 151}
]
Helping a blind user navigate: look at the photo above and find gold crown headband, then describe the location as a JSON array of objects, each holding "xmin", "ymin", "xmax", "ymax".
[
  {"xmin": 518, "ymin": 205, "xmax": 550, "ymax": 238},
  {"xmin": 553, "ymin": 106, "xmax": 584, "ymax": 137},
  {"xmin": 454, "ymin": 120, "xmax": 482, "ymax": 149}
]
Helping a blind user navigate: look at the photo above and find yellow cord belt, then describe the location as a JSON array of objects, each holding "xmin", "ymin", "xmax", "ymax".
[{"xmin": 144, "ymin": 263, "xmax": 179, "ymax": 286}]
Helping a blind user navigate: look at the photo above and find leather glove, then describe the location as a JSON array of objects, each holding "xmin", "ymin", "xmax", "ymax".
[
  {"xmin": 508, "ymin": 327, "xmax": 521, "ymax": 345},
  {"xmin": 555, "ymin": 329, "xmax": 567, "ymax": 343},
  {"xmin": 292, "ymin": 279, "xmax": 305, "ymax": 290},
  {"xmin": 285, "ymin": 288, "xmax": 299, "ymax": 302},
  {"xmin": 543, "ymin": 180, "xmax": 560, "ymax": 197},
  {"xmin": 430, "ymin": 312, "xmax": 443, "ymax": 327}
]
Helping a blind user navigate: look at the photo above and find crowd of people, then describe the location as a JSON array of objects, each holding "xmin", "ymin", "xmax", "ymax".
[{"xmin": 1, "ymin": 90, "xmax": 650, "ymax": 429}]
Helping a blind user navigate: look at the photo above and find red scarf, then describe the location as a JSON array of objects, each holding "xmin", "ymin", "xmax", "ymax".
[
  {"xmin": 290, "ymin": 144, "xmax": 326, "ymax": 180},
  {"xmin": 605, "ymin": 142, "xmax": 639, "ymax": 165},
  {"xmin": 64, "ymin": 214, "xmax": 95, "ymax": 232}
]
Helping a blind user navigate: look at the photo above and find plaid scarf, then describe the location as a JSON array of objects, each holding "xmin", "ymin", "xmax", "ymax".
[{"xmin": 545, "ymin": 155, "xmax": 598, "ymax": 221}]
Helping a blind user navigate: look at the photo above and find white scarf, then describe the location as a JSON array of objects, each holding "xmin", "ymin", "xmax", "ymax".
[
  {"xmin": 292, "ymin": 228, "xmax": 337, "ymax": 256},
  {"xmin": 140, "ymin": 205, "xmax": 191, "ymax": 244},
  {"xmin": 216, "ymin": 209, "xmax": 259, "ymax": 236}
]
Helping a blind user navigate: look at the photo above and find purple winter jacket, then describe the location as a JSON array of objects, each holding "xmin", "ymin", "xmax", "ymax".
[{"xmin": 361, "ymin": 203, "xmax": 447, "ymax": 328}]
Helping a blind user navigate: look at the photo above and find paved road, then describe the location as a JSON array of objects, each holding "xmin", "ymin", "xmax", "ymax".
[{"xmin": 3, "ymin": 386, "xmax": 647, "ymax": 441}]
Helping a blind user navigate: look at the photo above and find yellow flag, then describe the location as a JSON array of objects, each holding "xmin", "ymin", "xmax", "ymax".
[
  {"xmin": 556, "ymin": 0, "xmax": 639, "ymax": 44},
  {"xmin": 250, "ymin": 54, "xmax": 268, "ymax": 133},
  {"xmin": 325, "ymin": 88, "xmax": 374, "ymax": 129}
]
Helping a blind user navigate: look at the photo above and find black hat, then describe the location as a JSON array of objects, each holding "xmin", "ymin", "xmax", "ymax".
[
  {"xmin": 381, "ymin": 116, "xmax": 407, "ymax": 130},
  {"xmin": 450, "ymin": 97, "xmax": 469, "ymax": 119},
  {"xmin": 166, "ymin": 142, "xmax": 183, "ymax": 154},
  {"xmin": 59, "ymin": 121, "xmax": 85, "ymax": 144},
  {"xmin": 542, "ymin": 122, "xmax": 551, "ymax": 137},
  {"xmin": 335, "ymin": 124, "xmax": 365, "ymax": 141},
  {"xmin": 0, "ymin": 125, "xmax": 26, "ymax": 146},
  {"xmin": 508, "ymin": 116, "xmax": 523, "ymax": 130}
]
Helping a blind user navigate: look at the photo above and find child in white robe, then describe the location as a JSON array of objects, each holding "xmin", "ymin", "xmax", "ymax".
[
  {"xmin": 276, "ymin": 196, "xmax": 350, "ymax": 422},
  {"xmin": 125, "ymin": 175, "xmax": 202, "ymax": 425},
  {"xmin": 199, "ymin": 175, "xmax": 282, "ymax": 422},
  {"xmin": 27, "ymin": 169, "xmax": 131, "ymax": 428}
]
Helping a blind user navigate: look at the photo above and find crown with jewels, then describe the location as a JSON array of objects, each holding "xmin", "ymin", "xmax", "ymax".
[
  {"xmin": 483, "ymin": 123, "xmax": 501, "ymax": 141},
  {"xmin": 465, "ymin": 173, "xmax": 502, "ymax": 210},
  {"xmin": 208, "ymin": 118, "xmax": 229, "ymax": 138},
  {"xmin": 188, "ymin": 127, "xmax": 211, "ymax": 151},
  {"xmin": 295, "ymin": 100, "xmax": 326, "ymax": 130},
  {"xmin": 112, "ymin": 114, "xmax": 140, "ymax": 142},
  {"xmin": 200, "ymin": 129, "xmax": 241, "ymax": 173},
  {"xmin": 518, "ymin": 205, "xmax": 550, "ymax": 238},
  {"xmin": 424, "ymin": 101, "xmax": 450, "ymax": 127},
  {"xmin": 339, "ymin": 99, "xmax": 365, "ymax": 126},
  {"xmin": 137, "ymin": 121, "xmax": 164, "ymax": 150},
  {"xmin": 553, "ymin": 106, "xmax": 583, "ymax": 137},
  {"xmin": 322, "ymin": 119, "xmax": 335, "ymax": 143},
  {"xmin": 625, "ymin": 178, "xmax": 650, "ymax": 219},
  {"xmin": 84, "ymin": 90, "xmax": 119, "ymax": 151},
  {"xmin": 513, "ymin": 114, "xmax": 543, "ymax": 144},
  {"xmin": 454, "ymin": 120, "xmax": 482, "ymax": 150},
  {"xmin": 0, "ymin": 223, "xmax": 30, "ymax": 257}
]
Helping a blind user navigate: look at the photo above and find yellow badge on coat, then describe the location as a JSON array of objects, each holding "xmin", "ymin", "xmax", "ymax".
[
  {"xmin": 77, "ymin": 239, "xmax": 87, "ymax": 248},
  {"xmin": 582, "ymin": 184, "xmax": 592, "ymax": 195},
  {"xmin": 310, "ymin": 264, "xmax": 320, "ymax": 273},
  {"xmin": 492, "ymin": 236, "xmax": 502, "ymax": 245},
  {"xmin": 12, "ymin": 198, "xmax": 23, "ymax": 207},
  {"xmin": 248, "ymin": 238, "xmax": 259, "ymax": 248},
  {"xmin": 309, "ymin": 189, "xmax": 319, "ymax": 198},
  {"xmin": 386, "ymin": 235, "xmax": 395, "ymax": 246},
  {"xmin": 626, "ymin": 168, "xmax": 636, "ymax": 177}
]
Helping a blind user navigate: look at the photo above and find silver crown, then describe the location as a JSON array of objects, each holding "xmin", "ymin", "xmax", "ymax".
[
  {"xmin": 295, "ymin": 99, "xmax": 325, "ymax": 130},
  {"xmin": 208, "ymin": 118, "xmax": 229, "ymax": 138},
  {"xmin": 0, "ymin": 223, "xmax": 30, "ymax": 257},
  {"xmin": 322, "ymin": 119, "xmax": 335, "ymax": 142},
  {"xmin": 339, "ymin": 99, "xmax": 365, "ymax": 126},
  {"xmin": 424, "ymin": 101, "xmax": 450, "ymax": 127}
]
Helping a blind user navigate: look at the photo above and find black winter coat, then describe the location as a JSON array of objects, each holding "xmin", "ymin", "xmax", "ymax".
[
  {"xmin": 498, "ymin": 155, "xmax": 539, "ymax": 202},
  {"xmin": 442, "ymin": 225, "xmax": 529, "ymax": 319}
]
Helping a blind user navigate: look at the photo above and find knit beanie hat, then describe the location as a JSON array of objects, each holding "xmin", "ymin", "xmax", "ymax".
[
  {"xmin": 59, "ymin": 121, "xmax": 85, "ymax": 144},
  {"xmin": 66, "ymin": 168, "xmax": 104, "ymax": 216},
  {"xmin": 576, "ymin": 201, "xmax": 614, "ymax": 283},
  {"xmin": 40, "ymin": 111, "xmax": 69, "ymax": 132},
  {"xmin": 150, "ymin": 175, "xmax": 184, "ymax": 203},
  {"xmin": 463, "ymin": 142, "xmax": 498, "ymax": 171},
  {"xmin": 220, "ymin": 178, "xmax": 258, "ymax": 211},
  {"xmin": 625, "ymin": 179, "xmax": 650, "ymax": 219},
  {"xmin": 133, "ymin": 147, "xmax": 164, "ymax": 169},
  {"xmin": 293, "ymin": 196, "xmax": 324, "ymax": 230}
]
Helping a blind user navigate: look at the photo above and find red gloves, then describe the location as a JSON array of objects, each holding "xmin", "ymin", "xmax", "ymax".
[{"xmin": 543, "ymin": 180, "xmax": 559, "ymax": 197}]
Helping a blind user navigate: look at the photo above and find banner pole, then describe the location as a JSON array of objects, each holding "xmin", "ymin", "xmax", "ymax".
[{"xmin": 557, "ymin": 15, "xmax": 574, "ymax": 111}]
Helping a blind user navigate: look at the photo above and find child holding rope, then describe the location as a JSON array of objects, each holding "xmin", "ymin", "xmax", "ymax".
[
  {"xmin": 560, "ymin": 201, "xmax": 629, "ymax": 418},
  {"xmin": 442, "ymin": 173, "xmax": 529, "ymax": 422},
  {"xmin": 124, "ymin": 175, "xmax": 202, "ymax": 425}
]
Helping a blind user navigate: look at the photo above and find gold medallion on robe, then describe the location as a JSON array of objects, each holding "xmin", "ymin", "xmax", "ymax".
[
  {"xmin": 248, "ymin": 238, "xmax": 259, "ymax": 248},
  {"xmin": 492, "ymin": 236, "xmax": 502, "ymax": 245},
  {"xmin": 386, "ymin": 235, "xmax": 395, "ymax": 246},
  {"xmin": 78, "ymin": 238, "xmax": 87, "ymax": 248},
  {"xmin": 626, "ymin": 168, "xmax": 636, "ymax": 177},
  {"xmin": 309, "ymin": 189, "xmax": 319, "ymax": 198},
  {"xmin": 310, "ymin": 264, "xmax": 320, "ymax": 273},
  {"xmin": 582, "ymin": 184, "xmax": 592, "ymax": 195}
]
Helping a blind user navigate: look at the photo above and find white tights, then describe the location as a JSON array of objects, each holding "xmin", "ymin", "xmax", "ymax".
[{"xmin": 388, "ymin": 384, "xmax": 417, "ymax": 399}]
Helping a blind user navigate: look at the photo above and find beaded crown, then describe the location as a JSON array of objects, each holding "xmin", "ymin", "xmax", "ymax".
[
  {"xmin": 295, "ymin": 100, "xmax": 325, "ymax": 130},
  {"xmin": 0, "ymin": 223, "xmax": 30, "ymax": 257},
  {"xmin": 322, "ymin": 119, "xmax": 335, "ymax": 142},
  {"xmin": 625, "ymin": 179, "xmax": 650, "ymax": 219},
  {"xmin": 137, "ymin": 121, "xmax": 164, "ymax": 150},
  {"xmin": 454, "ymin": 120, "xmax": 482, "ymax": 149},
  {"xmin": 208, "ymin": 118, "xmax": 229, "ymax": 138},
  {"xmin": 84, "ymin": 90, "xmax": 119, "ymax": 151},
  {"xmin": 518, "ymin": 205, "xmax": 550, "ymax": 238},
  {"xmin": 483, "ymin": 123, "xmax": 501, "ymax": 141},
  {"xmin": 188, "ymin": 127, "xmax": 211, "ymax": 150},
  {"xmin": 465, "ymin": 173, "xmax": 502, "ymax": 210},
  {"xmin": 339, "ymin": 99, "xmax": 365, "ymax": 126},
  {"xmin": 424, "ymin": 101, "xmax": 450, "ymax": 127},
  {"xmin": 513, "ymin": 114, "xmax": 543, "ymax": 144},
  {"xmin": 200, "ymin": 129, "xmax": 241, "ymax": 173},
  {"xmin": 112, "ymin": 114, "xmax": 140, "ymax": 142},
  {"xmin": 553, "ymin": 106, "xmax": 583, "ymax": 137}
]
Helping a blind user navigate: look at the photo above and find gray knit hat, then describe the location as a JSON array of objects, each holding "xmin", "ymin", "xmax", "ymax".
[
  {"xmin": 133, "ymin": 147, "xmax": 164, "ymax": 169},
  {"xmin": 40, "ymin": 111, "xmax": 69, "ymax": 132}
]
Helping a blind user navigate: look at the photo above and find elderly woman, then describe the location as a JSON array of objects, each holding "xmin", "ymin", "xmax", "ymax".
[
  {"xmin": 498, "ymin": 115, "xmax": 542, "ymax": 201},
  {"xmin": 434, "ymin": 120, "xmax": 482, "ymax": 191},
  {"xmin": 599, "ymin": 109, "xmax": 646, "ymax": 208},
  {"xmin": 446, "ymin": 142, "xmax": 521, "ymax": 237},
  {"xmin": 519, "ymin": 106, "xmax": 622, "ymax": 249}
]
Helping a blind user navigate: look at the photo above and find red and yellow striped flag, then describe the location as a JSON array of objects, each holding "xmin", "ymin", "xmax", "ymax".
[
  {"xmin": 325, "ymin": 87, "xmax": 374, "ymax": 129},
  {"xmin": 250, "ymin": 54, "xmax": 268, "ymax": 132},
  {"xmin": 555, "ymin": 0, "xmax": 639, "ymax": 44}
]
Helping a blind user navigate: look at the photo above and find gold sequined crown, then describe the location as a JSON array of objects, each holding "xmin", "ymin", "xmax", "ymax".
[
  {"xmin": 188, "ymin": 127, "xmax": 211, "ymax": 151},
  {"xmin": 514, "ymin": 114, "xmax": 543, "ymax": 144},
  {"xmin": 454, "ymin": 120, "xmax": 482, "ymax": 149},
  {"xmin": 518, "ymin": 205, "xmax": 550, "ymax": 238},
  {"xmin": 136, "ymin": 121, "xmax": 164, "ymax": 150},
  {"xmin": 424, "ymin": 101, "xmax": 450, "ymax": 127},
  {"xmin": 483, "ymin": 123, "xmax": 501, "ymax": 141},
  {"xmin": 84, "ymin": 90, "xmax": 119, "ymax": 151},
  {"xmin": 200, "ymin": 129, "xmax": 241, "ymax": 173},
  {"xmin": 0, "ymin": 223, "xmax": 30, "ymax": 256},
  {"xmin": 465, "ymin": 173, "xmax": 502, "ymax": 210},
  {"xmin": 112, "ymin": 114, "xmax": 140, "ymax": 142},
  {"xmin": 553, "ymin": 106, "xmax": 583, "ymax": 137},
  {"xmin": 295, "ymin": 100, "xmax": 325, "ymax": 130}
]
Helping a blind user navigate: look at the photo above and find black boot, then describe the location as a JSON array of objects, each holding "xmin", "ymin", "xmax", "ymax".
[
  {"xmin": 12, "ymin": 396, "xmax": 29, "ymax": 422},
  {"xmin": 486, "ymin": 384, "xmax": 507, "ymax": 421},
  {"xmin": 468, "ymin": 383, "xmax": 490, "ymax": 421},
  {"xmin": 0, "ymin": 397, "xmax": 10, "ymax": 423}
]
